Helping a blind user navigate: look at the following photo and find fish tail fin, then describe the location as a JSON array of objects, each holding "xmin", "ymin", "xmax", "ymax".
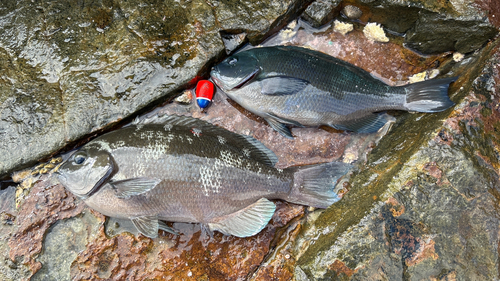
[
  {"xmin": 286, "ymin": 162, "xmax": 352, "ymax": 208},
  {"xmin": 403, "ymin": 77, "xmax": 456, "ymax": 112}
]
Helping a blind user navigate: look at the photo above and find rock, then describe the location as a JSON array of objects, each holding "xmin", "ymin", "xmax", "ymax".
[
  {"xmin": 302, "ymin": 0, "xmax": 498, "ymax": 54},
  {"xmin": 0, "ymin": 0, "xmax": 222, "ymax": 177},
  {"xmin": 292, "ymin": 34, "xmax": 500, "ymax": 280},
  {"xmin": 8, "ymin": 175, "xmax": 86, "ymax": 275},
  {"xmin": 2, "ymin": 0, "xmax": 500, "ymax": 280},
  {"xmin": 31, "ymin": 211, "xmax": 102, "ymax": 281},
  {"xmin": 0, "ymin": 0, "xmax": 309, "ymax": 178},
  {"xmin": 301, "ymin": 0, "xmax": 341, "ymax": 27},
  {"xmin": 220, "ymin": 31, "xmax": 247, "ymax": 54},
  {"xmin": 405, "ymin": 15, "xmax": 499, "ymax": 54},
  {"xmin": 206, "ymin": 0, "xmax": 311, "ymax": 44},
  {"xmin": 368, "ymin": 0, "xmax": 499, "ymax": 54}
]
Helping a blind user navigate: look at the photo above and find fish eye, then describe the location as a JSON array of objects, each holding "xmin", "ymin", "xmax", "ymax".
[
  {"xmin": 74, "ymin": 153, "xmax": 87, "ymax": 165},
  {"xmin": 228, "ymin": 57, "xmax": 238, "ymax": 65}
]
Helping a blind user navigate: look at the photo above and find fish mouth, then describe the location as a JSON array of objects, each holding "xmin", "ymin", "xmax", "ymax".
[
  {"xmin": 54, "ymin": 151, "xmax": 116, "ymax": 199},
  {"xmin": 210, "ymin": 66, "xmax": 260, "ymax": 91},
  {"xmin": 210, "ymin": 69, "xmax": 224, "ymax": 90}
]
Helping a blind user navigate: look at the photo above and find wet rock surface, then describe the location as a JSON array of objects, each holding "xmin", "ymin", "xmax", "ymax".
[
  {"xmin": 293, "ymin": 30, "xmax": 500, "ymax": 280},
  {"xmin": 0, "ymin": 0, "xmax": 308, "ymax": 178},
  {"xmin": 302, "ymin": 0, "xmax": 498, "ymax": 54},
  {"xmin": 1, "ymin": 0, "xmax": 500, "ymax": 280}
]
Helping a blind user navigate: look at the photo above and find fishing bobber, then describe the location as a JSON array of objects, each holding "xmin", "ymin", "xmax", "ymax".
[{"xmin": 195, "ymin": 80, "xmax": 215, "ymax": 109}]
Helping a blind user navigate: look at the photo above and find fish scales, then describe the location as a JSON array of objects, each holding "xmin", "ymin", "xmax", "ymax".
[
  {"xmin": 210, "ymin": 45, "xmax": 455, "ymax": 137},
  {"xmin": 251, "ymin": 46, "xmax": 395, "ymax": 99},
  {"xmin": 84, "ymin": 125, "xmax": 291, "ymax": 222},
  {"xmin": 56, "ymin": 115, "xmax": 352, "ymax": 238}
]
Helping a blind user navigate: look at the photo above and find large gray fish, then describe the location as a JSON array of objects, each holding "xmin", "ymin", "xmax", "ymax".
[
  {"xmin": 55, "ymin": 115, "xmax": 352, "ymax": 238},
  {"xmin": 210, "ymin": 45, "xmax": 456, "ymax": 138}
]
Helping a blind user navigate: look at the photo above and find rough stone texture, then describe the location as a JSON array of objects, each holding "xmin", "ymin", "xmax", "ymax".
[
  {"xmin": 31, "ymin": 211, "xmax": 102, "ymax": 281},
  {"xmin": 0, "ymin": 0, "xmax": 221, "ymax": 177},
  {"xmin": 301, "ymin": 0, "xmax": 341, "ymax": 27},
  {"xmin": 2, "ymin": 0, "xmax": 500, "ymax": 280},
  {"xmin": 70, "ymin": 202, "xmax": 304, "ymax": 281},
  {"xmin": 8, "ymin": 175, "xmax": 86, "ymax": 275},
  {"xmin": 292, "ymin": 33, "xmax": 500, "ymax": 281},
  {"xmin": 404, "ymin": 15, "xmax": 499, "ymax": 54},
  {"xmin": 0, "ymin": 0, "xmax": 309, "ymax": 178},
  {"xmin": 301, "ymin": 0, "xmax": 498, "ymax": 54},
  {"xmin": 207, "ymin": 0, "xmax": 312, "ymax": 44}
]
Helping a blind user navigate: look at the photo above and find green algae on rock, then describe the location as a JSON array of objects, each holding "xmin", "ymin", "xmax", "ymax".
[
  {"xmin": 2, "ymin": 0, "xmax": 500, "ymax": 280},
  {"xmin": 302, "ymin": 0, "xmax": 498, "ymax": 54},
  {"xmin": 0, "ymin": 0, "xmax": 311, "ymax": 178},
  {"xmin": 207, "ymin": 0, "xmax": 311, "ymax": 45},
  {"xmin": 292, "ymin": 34, "xmax": 500, "ymax": 281}
]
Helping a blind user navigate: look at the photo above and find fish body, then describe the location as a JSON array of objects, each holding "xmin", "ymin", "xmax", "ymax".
[
  {"xmin": 210, "ymin": 45, "xmax": 456, "ymax": 138},
  {"xmin": 56, "ymin": 115, "xmax": 351, "ymax": 238}
]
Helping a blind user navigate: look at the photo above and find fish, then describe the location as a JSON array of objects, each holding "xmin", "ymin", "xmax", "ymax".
[
  {"xmin": 210, "ymin": 45, "xmax": 456, "ymax": 138},
  {"xmin": 55, "ymin": 115, "xmax": 352, "ymax": 238}
]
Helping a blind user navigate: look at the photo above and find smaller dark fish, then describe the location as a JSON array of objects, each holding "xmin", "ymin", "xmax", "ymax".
[
  {"xmin": 210, "ymin": 45, "xmax": 456, "ymax": 138},
  {"xmin": 55, "ymin": 115, "xmax": 352, "ymax": 238}
]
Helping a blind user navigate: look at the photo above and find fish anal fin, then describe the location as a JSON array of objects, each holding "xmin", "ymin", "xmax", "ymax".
[
  {"xmin": 110, "ymin": 177, "xmax": 161, "ymax": 199},
  {"xmin": 158, "ymin": 221, "xmax": 179, "ymax": 235},
  {"xmin": 331, "ymin": 113, "xmax": 391, "ymax": 133},
  {"xmin": 208, "ymin": 198, "xmax": 276, "ymax": 237},
  {"xmin": 260, "ymin": 76, "xmax": 309, "ymax": 95},
  {"xmin": 264, "ymin": 116, "xmax": 294, "ymax": 139},
  {"xmin": 131, "ymin": 216, "xmax": 159, "ymax": 238},
  {"xmin": 267, "ymin": 113, "xmax": 304, "ymax": 127}
]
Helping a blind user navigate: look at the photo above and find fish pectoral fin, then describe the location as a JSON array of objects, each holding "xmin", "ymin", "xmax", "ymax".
[
  {"xmin": 131, "ymin": 216, "xmax": 160, "ymax": 238},
  {"xmin": 208, "ymin": 198, "xmax": 276, "ymax": 237},
  {"xmin": 158, "ymin": 220, "xmax": 179, "ymax": 235},
  {"xmin": 260, "ymin": 76, "xmax": 309, "ymax": 95},
  {"xmin": 110, "ymin": 177, "xmax": 161, "ymax": 199},
  {"xmin": 330, "ymin": 112, "xmax": 391, "ymax": 133},
  {"xmin": 264, "ymin": 115, "xmax": 294, "ymax": 139}
]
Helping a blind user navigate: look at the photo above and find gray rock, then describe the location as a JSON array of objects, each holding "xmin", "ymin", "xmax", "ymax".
[
  {"xmin": 301, "ymin": 0, "xmax": 498, "ymax": 54},
  {"xmin": 0, "ymin": 0, "xmax": 307, "ymax": 178},
  {"xmin": 32, "ymin": 211, "xmax": 101, "ymax": 281},
  {"xmin": 405, "ymin": 15, "xmax": 499, "ymax": 54},
  {"xmin": 301, "ymin": 0, "xmax": 341, "ymax": 27},
  {"xmin": 207, "ymin": 0, "xmax": 311, "ymax": 44},
  {"xmin": 0, "ymin": 186, "xmax": 30, "ymax": 281},
  {"xmin": 293, "ymin": 35, "xmax": 500, "ymax": 280}
]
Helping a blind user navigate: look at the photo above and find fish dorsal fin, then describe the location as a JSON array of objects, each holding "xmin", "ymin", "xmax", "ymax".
[
  {"xmin": 131, "ymin": 216, "xmax": 160, "ymax": 238},
  {"xmin": 330, "ymin": 112, "xmax": 391, "ymax": 133},
  {"xmin": 208, "ymin": 198, "xmax": 276, "ymax": 237},
  {"xmin": 236, "ymin": 133, "xmax": 279, "ymax": 166},
  {"xmin": 133, "ymin": 115, "xmax": 278, "ymax": 166},
  {"xmin": 110, "ymin": 177, "xmax": 161, "ymax": 199},
  {"xmin": 260, "ymin": 76, "xmax": 309, "ymax": 95}
]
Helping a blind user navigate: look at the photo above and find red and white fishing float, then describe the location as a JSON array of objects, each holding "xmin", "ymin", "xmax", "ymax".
[{"xmin": 195, "ymin": 80, "xmax": 215, "ymax": 109}]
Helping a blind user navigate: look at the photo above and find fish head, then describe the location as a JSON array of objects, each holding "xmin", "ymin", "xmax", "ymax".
[
  {"xmin": 210, "ymin": 51, "xmax": 260, "ymax": 91},
  {"xmin": 55, "ymin": 143, "xmax": 116, "ymax": 199}
]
